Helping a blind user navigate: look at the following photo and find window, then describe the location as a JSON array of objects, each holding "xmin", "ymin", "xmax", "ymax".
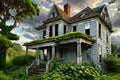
[
  {"xmin": 49, "ymin": 26, "xmax": 53, "ymax": 37},
  {"xmin": 51, "ymin": 12, "xmax": 55, "ymax": 17},
  {"xmin": 106, "ymin": 35, "xmax": 108, "ymax": 43},
  {"xmin": 99, "ymin": 47, "xmax": 102, "ymax": 63},
  {"xmin": 98, "ymin": 23, "xmax": 101, "ymax": 38},
  {"xmin": 73, "ymin": 26, "xmax": 76, "ymax": 32},
  {"xmin": 43, "ymin": 30, "xmax": 46, "ymax": 38},
  {"xmin": 64, "ymin": 25, "xmax": 66, "ymax": 34},
  {"xmin": 85, "ymin": 23, "xmax": 90, "ymax": 35},
  {"xmin": 55, "ymin": 24, "xmax": 58, "ymax": 36}
]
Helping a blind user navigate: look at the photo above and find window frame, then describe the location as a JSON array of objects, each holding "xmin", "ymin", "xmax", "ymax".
[
  {"xmin": 43, "ymin": 30, "xmax": 46, "ymax": 39},
  {"xmin": 64, "ymin": 25, "xmax": 66, "ymax": 34},
  {"xmin": 55, "ymin": 24, "xmax": 58, "ymax": 36},
  {"xmin": 49, "ymin": 26, "xmax": 53, "ymax": 37},
  {"xmin": 98, "ymin": 23, "xmax": 101, "ymax": 38},
  {"xmin": 73, "ymin": 26, "xmax": 77, "ymax": 32}
]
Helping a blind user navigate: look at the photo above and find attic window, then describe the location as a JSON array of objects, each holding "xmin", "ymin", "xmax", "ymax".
[{"xmin": 52, "ymin": 12, "xmax": 56, "ymax": 17}]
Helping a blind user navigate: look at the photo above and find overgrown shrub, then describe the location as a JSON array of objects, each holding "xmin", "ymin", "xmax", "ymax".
[
  {"xmin": 104, "ymin": 54, "xmax": 120, "ymax": 73},
  {"xmin": 0, "ymin": 71, "xmax": 12, "ymax": 80},
  {"xmin": 32, "ymin": 62, "xmax": 100, "ymax": 80},
  {"xmin": 7, "ymin": 55, "xmax": 35, "ymax": 70}
]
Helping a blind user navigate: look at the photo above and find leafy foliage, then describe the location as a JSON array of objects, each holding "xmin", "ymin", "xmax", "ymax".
[
  {"xmin": 24, "ymin": 32, "xmax": 93, "ymax": 46},
  {"xmin": 111, "ymin": 43, "xmax": 117, "ymax": 53},
  {"xmin": 0, "ymin": 36, "xmax": 12, "ymax": 49},
  {"xmin": 33, "ymin": 62, "xmax": 100, "ymax": 80},
  {"xmin": 0, "ymin": 22, "xmax": 19, "ymax": 40},
  {"xmin": 0, "ymin": 0, "xmax": 40, "ymax": 31},
  {"xmin": 0, "ymin": 71, "xmax": 12, "ymax": 80},
  {"xmin": 103, "ymin": 54, "xmax": 120, "ymax": 73},
  {"xmin": 7, "ymin": 55, "xmax": 35, "ymax": 70}
]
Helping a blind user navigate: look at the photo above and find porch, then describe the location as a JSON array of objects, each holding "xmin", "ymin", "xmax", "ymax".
[{"xmin": 25, "ymin": 38, "xmax": 93, "ymax": 74}]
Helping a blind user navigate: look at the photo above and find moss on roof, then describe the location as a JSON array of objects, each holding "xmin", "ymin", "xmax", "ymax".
[{"xmin": 24, "ymin": 32, "xmax": 93, "ymax": 46}]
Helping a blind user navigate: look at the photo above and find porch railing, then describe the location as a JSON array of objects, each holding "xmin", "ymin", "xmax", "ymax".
[
  {"xmin": 26, "ymin": 59, "xmax": 37, "ymax": 75},
  {"xmin": 46, "ymin": 58, "xmax": 54, "ymax": 72}
]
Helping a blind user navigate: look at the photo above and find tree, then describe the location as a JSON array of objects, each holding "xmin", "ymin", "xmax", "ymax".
[
  {"xmin": 111, "ymin": 43, "xmax": 117, "ymax": 53},
  {"xmin": 0, "ymin": 0, "xmax": 40, "ymax": 71}
]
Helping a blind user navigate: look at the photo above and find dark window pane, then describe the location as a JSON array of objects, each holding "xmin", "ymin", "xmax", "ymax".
[
  {"xmin": 64, "ymin": 25, "xmax": 66, "ymax": 34},
  {"xmin": 49, "ymin": 26, "xmax": 52, "ymax": 37},
  {"xmin": 85, "ymin": 29, "xmax": 90, "ymax": 35},
  {"xmin": 73, "ymin": 26, "xmax": 76, "ymax": 32},
  {"xmin": 55, "ymin": 24, "xmax": 58, "ymax": 36},
  {"xmin": 43, "ymin": 30, "xmax": 46, "ymax": 38},
  {"xmin": 99, "ymin": 23, "xmax": 101, "ymax": 37}
]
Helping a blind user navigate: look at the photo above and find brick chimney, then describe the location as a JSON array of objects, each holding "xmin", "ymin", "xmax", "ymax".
[{"xmin": 64, "ymin": 4, "xmax": 70, "ymax": 17}]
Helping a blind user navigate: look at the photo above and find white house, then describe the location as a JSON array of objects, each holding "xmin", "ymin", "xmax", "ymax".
[{"xmin": 24, "ymin": 4, "xmax": 113, "ymax": 74}]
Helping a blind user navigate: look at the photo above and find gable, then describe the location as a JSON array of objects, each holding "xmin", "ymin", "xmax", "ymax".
[{"xmin": 47, "ymin": 5, "xmax": 59, "ymax": 19}]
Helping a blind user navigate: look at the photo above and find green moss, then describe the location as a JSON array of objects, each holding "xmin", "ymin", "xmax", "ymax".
[{"xmin": 24, "ymin": 32, "xmax": 93, "ymax": 46}]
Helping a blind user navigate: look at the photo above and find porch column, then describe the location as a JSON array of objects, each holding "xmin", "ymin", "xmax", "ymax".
[
  {"xmin": 47, "ymin": 48, "xmax": 50, "ymax": 61},
  {"xmin": 36, "ymin": 48, "xmax": 40, "ymax": 65},
  {"xmin": 52, "ymin": 46, "xmax": 55, "ymax": 59},
  {"xmin": 26, "ymin": 47, "xmax": 28, "ymax": 55},
  {"xmin": 41, "ymin": 49, "xmax": 44, "ymax": 60},
  {"xmin": 77, "ymin": 42, "xmax": 82, "ymax": 64}
]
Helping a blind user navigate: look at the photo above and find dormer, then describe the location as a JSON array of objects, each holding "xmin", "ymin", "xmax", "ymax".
[{"xmin": 47, "ymin": 5, "xmax": 58, "ymax": 18}]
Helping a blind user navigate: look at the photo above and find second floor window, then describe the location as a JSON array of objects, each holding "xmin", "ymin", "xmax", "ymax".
[
  {"xmin": 85, "ymin": 23, "xmax": 90, "ymax": 35},
  {"xmin": 49, "ymin": 26, "xmax": 53, "ymax": 37},
  {"xmin": 43, "ymin": 30, "xmax": 46, "ymax": 39},
  {"xmin": 55, "ymin": 24, "xmax": 58, "ymax": 36},
  {"xmin": 106, "ymin": 35, "xmax": 108, "ymax": 43},
  {"xmin": 73, "ymin": 26, "xmax": 76, "ymax": 32},
  {"xmin": 98, "ymin": 23, "xmax": 101, "ymax": 38},
  {"xmin": 64, "ymin": 25, "xmax": 66, "ymax": 34}
]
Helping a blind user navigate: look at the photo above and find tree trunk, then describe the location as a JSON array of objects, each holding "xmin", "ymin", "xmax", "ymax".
[{"xmin": 0, "ymin": 48, "xmax": 7, "ymax": 71}]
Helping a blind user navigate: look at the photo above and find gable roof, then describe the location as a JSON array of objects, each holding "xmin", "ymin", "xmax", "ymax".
[
  {"xmin": 43, "ymin": 4, "xmax": 70, "ymax": 24},
  {"xmin": 71, "ymin": 5, "xmax": 105, "ymax": 22},
  {"xmin": 37, "ymin": 4, "xmax": 113, "ymax": 32}
]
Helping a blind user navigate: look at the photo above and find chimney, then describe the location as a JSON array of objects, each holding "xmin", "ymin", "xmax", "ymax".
[{"xmin": 64, "ymin": 4, "xmax": 70, "ymax": 17}]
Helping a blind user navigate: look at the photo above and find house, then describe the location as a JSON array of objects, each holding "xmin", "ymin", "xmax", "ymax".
[{"xmin": 24, "ymin": 4, "xmax": 113, "ymax": 74}]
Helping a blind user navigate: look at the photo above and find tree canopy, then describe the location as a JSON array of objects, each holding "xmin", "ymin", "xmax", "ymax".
[
  {"xmin": 0, "ymin": 0, "xmax": 40, "ymax": 40},
  {"xmin": 0, "ymin": 0, "xmax": 40, "ymax": 71}
]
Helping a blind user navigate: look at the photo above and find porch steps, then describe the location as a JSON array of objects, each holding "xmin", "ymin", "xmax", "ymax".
[{"xmin": 29, "ymin": 68, "xmax": 46, "ymax": 76}]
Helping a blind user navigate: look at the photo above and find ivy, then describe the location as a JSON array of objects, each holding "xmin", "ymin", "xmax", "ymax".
[
  {"xmin": 32, "ymin": 62, "xmax": 100, "ymax": 80},
  {"xmin": 24, "ymin": 32, "xmax": 93, "ymax": 46}
]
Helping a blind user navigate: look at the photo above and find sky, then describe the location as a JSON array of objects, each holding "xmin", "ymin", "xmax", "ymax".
[{"xmin": 11, "ymin": 0, "xmax": 120, "ymax": 48}]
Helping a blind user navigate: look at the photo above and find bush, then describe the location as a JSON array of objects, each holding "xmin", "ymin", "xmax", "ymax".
[
  {"xmin": 7, "ymin": 55, "xmax": 35, "ymax": 70},
  {"xmin": 0, "ymin": 71, "xmax": 12, "ymax": 80},
  {"xmin": 103, "ymin": 54, "xmax": 120, "ymax": 73},
  {"xmin": 32, "ymin": 62, "xmax": 100, "ymax": 80}
]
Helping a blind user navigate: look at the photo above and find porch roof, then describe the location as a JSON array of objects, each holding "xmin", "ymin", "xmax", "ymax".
[{"xmin": 23, "ymin": 32, "xmax": 94, "ymax": 48}]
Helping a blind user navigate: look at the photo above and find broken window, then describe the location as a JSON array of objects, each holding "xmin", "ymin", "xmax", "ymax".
[
  {"xmin": 73, "ymin": 26, "xmax": 76, "ymax": 32},
  {"xmin": 98, "ymin": 23, "xmax": 101, "ymax": 38},
  {"xmin": 64, "ymin": 25, "xmax": 66, "ymax": 34}
]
